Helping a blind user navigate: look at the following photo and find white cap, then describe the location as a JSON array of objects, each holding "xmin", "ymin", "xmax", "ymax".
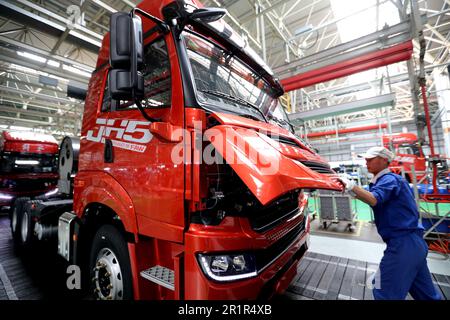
[{"xmin": 358, "ymin": 146, "xmax": 395, "ymax": 162}]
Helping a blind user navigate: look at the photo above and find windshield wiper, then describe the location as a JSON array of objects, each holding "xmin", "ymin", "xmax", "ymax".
[
  {"xmin": 268, "ymin": 116, "xmax": 313, "ymax": 149},
  {"xmin": 200, "ymin": 90, "xmax": 268, "ymax": 122},
  {"xmin": 268, "ymin": 116, "xmax": 295, "ymax": 133}
]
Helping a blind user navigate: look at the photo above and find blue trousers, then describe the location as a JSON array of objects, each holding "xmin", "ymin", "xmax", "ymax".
[{"xmin": 372, "ymin": 231, "xmax": 442, "ymax": 300}]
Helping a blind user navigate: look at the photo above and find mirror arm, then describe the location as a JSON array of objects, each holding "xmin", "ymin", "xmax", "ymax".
[
  {"xmin": 135, "ymin": 99, "xmax": 160, "ymax": 123},
  {"xmin": 132, "ymin": 8, "xmax": 169, "ymax": 34},
  {"xmin": 127, "ymin": 8, "xmax": 163, "ymax": 123}
]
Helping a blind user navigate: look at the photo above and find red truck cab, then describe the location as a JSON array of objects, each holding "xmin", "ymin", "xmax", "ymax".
[
  {"xmin": 0, "ymin": 130, "xmax": 58, "ymax": 208},
  {"xmin": 383, "ymin": 133, "xmax": 427, "ymax": 182},
  {"xmin": 67, "ymin": 0, "xmax": 342, "ymax": 300}
]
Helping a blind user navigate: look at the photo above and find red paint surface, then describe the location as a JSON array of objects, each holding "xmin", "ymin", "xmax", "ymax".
[
  {"xmin": 74, "ymin": 0, "xmax": 344, "ymax": 300},
  {"xmin": 281, "ymin": 41, "xmax": 413, "ymax": 91}
]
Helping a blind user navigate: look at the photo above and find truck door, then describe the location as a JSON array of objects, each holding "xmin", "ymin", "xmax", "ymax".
[{"xmin": 99, "ymin": 33, "xmax": 185, "ymax": 243}]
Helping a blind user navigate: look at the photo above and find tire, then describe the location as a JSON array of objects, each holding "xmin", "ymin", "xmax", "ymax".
[
  {"xmin": 10, "ymin": 197, "xmax": 30, "ymax": 245},
  {"xmin": 19, "ymin": 204, "xmax": 35, "ymax": 248},
  {"xmin": 89, "ymin": 225, "xmax": 133, "ymax": 300}
]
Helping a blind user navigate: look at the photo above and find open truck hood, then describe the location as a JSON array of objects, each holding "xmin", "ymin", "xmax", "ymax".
[{"xmin": 205, "ymin": 113, "xmax": 342, "ymax": 205}]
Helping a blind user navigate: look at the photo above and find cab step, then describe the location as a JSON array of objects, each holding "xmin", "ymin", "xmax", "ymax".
[{"xmin": 140, "ymin": 265, "xmax": 175, "ymax": 291}]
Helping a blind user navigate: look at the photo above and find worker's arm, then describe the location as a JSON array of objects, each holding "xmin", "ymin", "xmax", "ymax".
[
  {"xmin": 337, "ymin": 175, "xmax": 398, "ymax": 207},
  {"xmin": 351, "ymin": 186, "xmax": 377, "ymax": 206}
]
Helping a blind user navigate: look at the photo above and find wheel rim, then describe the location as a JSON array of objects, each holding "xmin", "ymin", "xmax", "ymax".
[
  {"xmin": 21, "ymin": 210, "xmax": 29, "ymax": 243},
  {"xmin": 93, "ymin": 248, "xmax": 124, "ymax": 300},
  {"xmin": 11, "ymin": 207, "xmax": 18, "ymax": 233}
]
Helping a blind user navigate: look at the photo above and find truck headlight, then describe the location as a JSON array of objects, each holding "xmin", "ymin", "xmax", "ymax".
[
  {"xmin": 0, "ymin": 192, "xmax": 13, "ymax": 200},
  {"xmin": 15, "ymin": 160, "xmax": 39, "ymax": 165},
  {"xmin": 197, "ymin": 253, "xmax": 257, "ymax": 281}
]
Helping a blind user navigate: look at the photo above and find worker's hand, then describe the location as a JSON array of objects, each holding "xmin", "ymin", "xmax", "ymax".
[{"xmin": 338, "ymin": 176, "xmax": 356, "ymax": 193}]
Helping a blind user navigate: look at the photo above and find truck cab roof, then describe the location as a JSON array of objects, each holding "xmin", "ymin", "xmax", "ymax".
[
  {"xmin": 2, "ymin": 131, "xmax": 58, "ymax": 144},
  {"xmin": 95, "ymin": 0, "xmax": 283, "ymax": 96},
  {"xmin": 382, "ymin": 133, "xmax": 418, "ymax": 145},
  {"xmin": 1, "ymin": 131, "xmax": 58, "ymax": 154}
]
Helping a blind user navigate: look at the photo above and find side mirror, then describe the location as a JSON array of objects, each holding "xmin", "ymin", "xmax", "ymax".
[
  {"xmin": 189, "ymin": 8, "xmax": 227, "ymax": 23},
  {"xmin": 110, "ymin": 13, "xmax": 143, "ymax": 69},
  {"xmin": 67, "ymin": 85, "xmax": 87, "ymax": 101},
  {"xmin": 109, "ymin": 12, "xmax": 144, "ymax": 100},
  {"xmin": 109, "ymin": 70, "xmax": 143, "ymax": 100}
]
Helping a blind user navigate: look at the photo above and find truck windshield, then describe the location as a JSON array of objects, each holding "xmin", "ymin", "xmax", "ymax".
[
  {"xmin": 184, "ymin": 32, "xmax": 292, "ymax": 132},
  {"xmin": 397, "ymin": 145, "xmax": 421, "ymax": 157}
]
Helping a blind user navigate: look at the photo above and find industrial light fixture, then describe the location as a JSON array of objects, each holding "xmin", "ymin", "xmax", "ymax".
[
  {"xmin": 17, "ymin": 51, "xmax": 60, "ymax": 68},
  {"xmin": 73, "ymin": 64, "xmax": 95, "ymax": 73},
  {"xmin": 69, "ymin": 30, "xmax": 102, "ymax": 47},
  {"xmin": 91, "ymin": 0, "xmax": 117, "ymax": 13},
  {"xmin": 46, "ymin": 60, "xmax": 60, "ymax": 68},
  {"xmin": 62, "ymin": 65, "xmax": 92, "ymax": 78}
]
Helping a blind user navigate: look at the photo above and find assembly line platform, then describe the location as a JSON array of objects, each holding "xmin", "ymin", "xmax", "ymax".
[{"xmin": 283, "ymin": 251, "xmax": 450, "ymax": 300}]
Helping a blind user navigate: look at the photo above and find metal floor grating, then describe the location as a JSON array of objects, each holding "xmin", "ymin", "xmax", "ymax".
[{"xmin": 284, "ymin": 251, "xmax": 450, "ymax": 300}]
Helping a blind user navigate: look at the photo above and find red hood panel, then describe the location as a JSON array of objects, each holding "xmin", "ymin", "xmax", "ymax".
[
  {"xmin": 210, "ymin": 112, "xmax": 322, "ymax": 156},
  {"xmin": 205, "ymin": 124, "xmax": 342, "ymax": 205},
  {"xmin": 258, "ymin": 133, "xmax": 324, "ymax": 162},
  {"xmin": 211, "ymin": 112, "xmax": 293, "ymax": 136}
]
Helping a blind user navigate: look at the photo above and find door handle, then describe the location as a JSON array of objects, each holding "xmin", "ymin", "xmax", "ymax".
[{"xmin": 104, "ymin": 138, "xmax": 114, "ymax": 163}]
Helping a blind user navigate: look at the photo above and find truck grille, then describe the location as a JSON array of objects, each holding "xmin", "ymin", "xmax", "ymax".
[
  {"xmin": 255, "ymin": 217, "xmax": 306, "ymax": 271},
  {"xmin": 247, "ymin": 190, "xmax": 300, "ymax": 233},
  {"xmin": 0, "ymin": 178, "xmax": 57, "ymax": 192},
  {"xmin": 299, "ymin": 160, "xmax": 335, "ymax": 174}
]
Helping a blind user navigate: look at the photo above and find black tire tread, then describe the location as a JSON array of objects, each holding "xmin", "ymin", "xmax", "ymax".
[{"xmin": 89, "ymin": 224, "xmax": 133, "ymax": 300}]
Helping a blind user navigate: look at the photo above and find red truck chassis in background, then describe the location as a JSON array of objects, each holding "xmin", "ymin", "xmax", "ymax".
[
  {"xmin": 0, "ymin": 130, "xmax": 58, "ymax": 208},
  {"xmin": 382, "ymin": 133, "xmax": 427, "ymax": 182}
]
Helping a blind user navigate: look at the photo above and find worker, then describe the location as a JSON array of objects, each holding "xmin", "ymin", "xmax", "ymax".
[{"xmin": 339, "ymin": 146, "xmax": 442, "ymax": 300}]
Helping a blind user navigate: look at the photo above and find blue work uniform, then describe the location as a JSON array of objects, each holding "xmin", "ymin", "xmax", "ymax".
[{"xmin": 369, "ymin": 170, "xmax": 442, "ymax": 300}]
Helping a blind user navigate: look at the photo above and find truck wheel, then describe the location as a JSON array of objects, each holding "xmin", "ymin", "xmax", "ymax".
[
  {"xmin": 10, "ymin": 197, "xmax": 30, "ymax": 244},
  {"xmin": 89, "ymin": 225, "xmax": 133, "ymax": 300},
  {"xmin": 20, "ymin": 207, "xmax": 34, "ymax": 247}
]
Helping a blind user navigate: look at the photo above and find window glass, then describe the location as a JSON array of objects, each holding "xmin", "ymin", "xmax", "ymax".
[
  {"xmin": 102, "ymin": 37, "xmax": 172, "ymax": 111},
  {"xmin": 397, "ymin": 145, "xmax": 420, "ymax": 156},
  {"xmin": 101, "ymin": 76, "xmax": 111, "ymax": 112},
  {"xmin": 398, "ymin": 147, "xmax": 412, "ymax": 155},
  {"xmin": 119, "ymin": 37, "xmax": 172, "ymax": 110},
  {"xmin": 184, "ymin": 32, "xmax": 293, "ymax": 132}
]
